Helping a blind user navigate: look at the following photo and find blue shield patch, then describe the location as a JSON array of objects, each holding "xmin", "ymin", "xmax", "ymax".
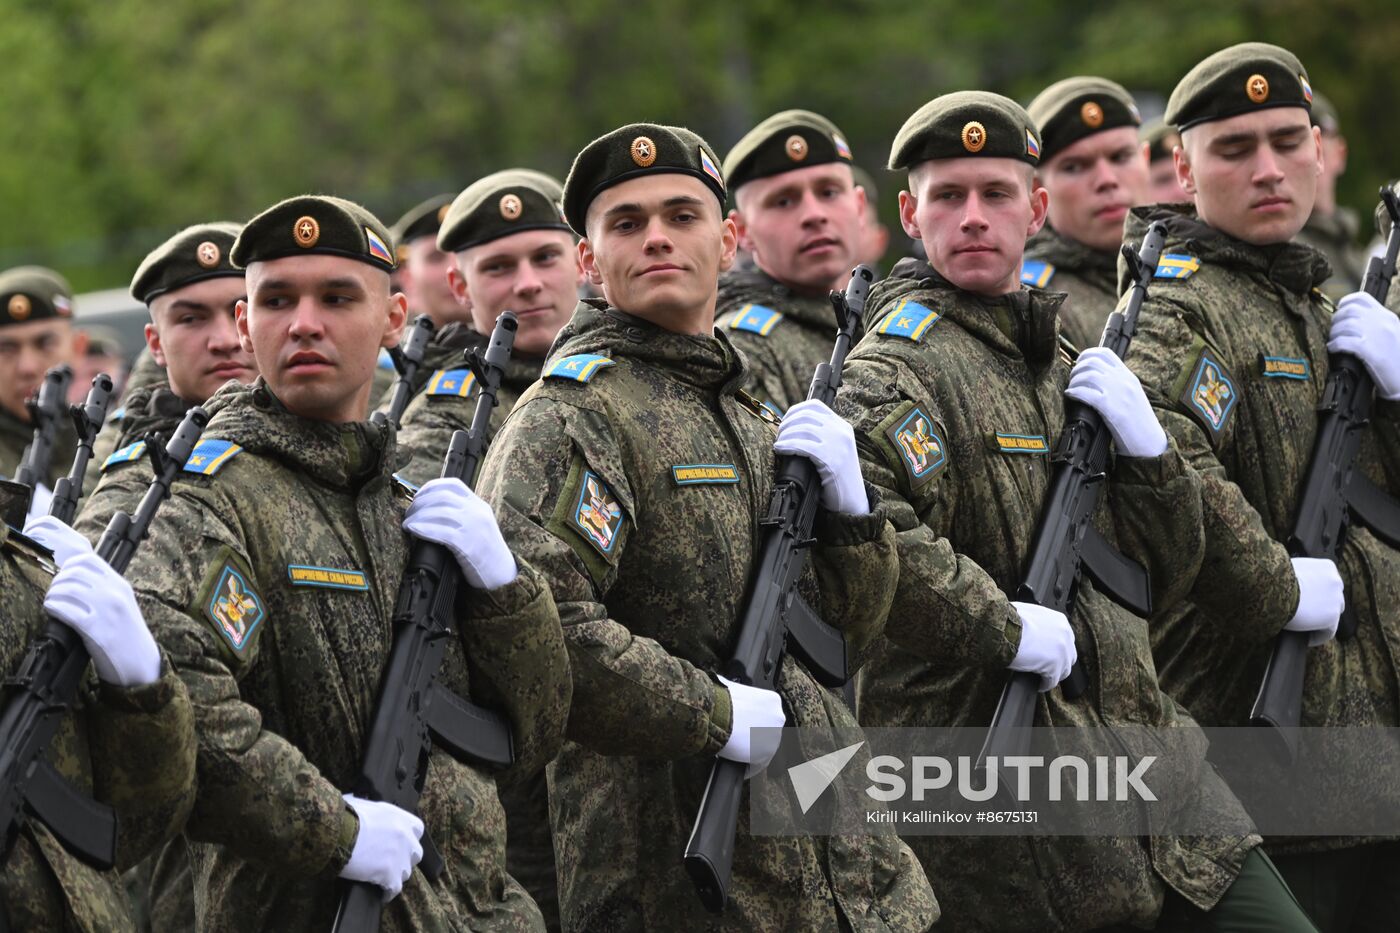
[
  {"xmin": 884, "ymin": 406, "xmax": 946, "ymax": 490},
  {"xmin": 573, "ymin": 470, "xmax": 625, "ymax": 554},
  {"xmin": 1181, "ymin": 349, "xmax": 1237, "ymax": 440},
  {"xmin": 205, "ymin": 562, "xmax": 265, "ymax": 654}
]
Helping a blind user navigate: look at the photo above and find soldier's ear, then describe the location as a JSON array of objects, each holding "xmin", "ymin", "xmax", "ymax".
[
  {"xmin": 579, "ymin": 239, "xmax": 604, "ymax": 287},
  {"xmin": 144, "ymin": 322, "xmax": 167, "ymax": 368},
  {"xmin": 1174, "ymin": 143, "xmax": 1196, "ymax": 196},
  {"xmin": 235, "ymin": 300, "xmax": 254, "ymax": 354},
  {"xmin": 897, "ymin": 190, "xmax": 921, "ymax": 241},
  {"xmin": 1026, "ymin": 184, "xmax": 1050, "ymax": 238},
  {"xmin": 718, "ymin": 216, "xmax": 739, "ymax": 273},
  {"xmin": 728, "ymin": 208, "xmax": 755, "ymax": 253},
  {"xmin": 381, "ymin": 291, "xmax": 408, "ymax": 348},
  {"xmin": 446, "ymin": 264, "xmax": 470, "ymax": 308}
]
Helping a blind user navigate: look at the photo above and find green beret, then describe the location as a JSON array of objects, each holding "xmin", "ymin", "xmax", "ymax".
[
  {"xmin": 1027, "ymin": 77, "xmax": 1141, "ymax": 163},
  {"xmin": 562, "ymin": 123, "xmax": 726, "ymax": 235},
  {"xmin": 889, "ymin": 91, "xmax": 1042, "ymax": 170},
  {"xmin": 130, "ymin": 222, "xmax": 243, "ymax": 304},
  {"xmin": 232, "ymin": 195, "xmax": 396, "ymax": 272},
  {"xmin": 1310, "ymin": 90, "xmax": 1340, "ymax": 134},
  {"xmin": 437, "ymin": 169, "xmax": 571, "ymax": 253},
  {"xmin": 0, "ymin": 266, "xmax": 73, "ymax": 328},
  {"xmin": 723, "ymin": 110, "xmax": 855, "ymax": 193},
  {"xmin": 1166, "ymin": 42, "xmax": 1312, "ymax": 131},
  {"xmin": 1140, "ymin": 119, "xmax": 1181, "ymax": 164},
  {"xmin": 389, "ymin": 194, "xmax": 455, "ymax": 255}
]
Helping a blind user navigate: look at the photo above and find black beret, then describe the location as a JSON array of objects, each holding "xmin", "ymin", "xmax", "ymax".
[
  {"xmin": 0, "ymin": 266, "xmax": 73, "ymax": 328},
  {"xmin": 390, "ymin": 194, "xmax": 456, "ymax": 255},
  {"xmin": 889, "ymin": 91, "xmax": 1042, "ymax": 170},
  {"xmin": 1027, "ymin": 77, "xmax": 1141, "ymax": 163},
  {"xmin": 562, "ymin": 123, "xmax": 726, "ymax": 235},
  {"xmin": 437, "ymin": 169, "xmax": 571, "ymax": 253},
  {"xmin": 1310, "ymin": 90, "xmax": 1340, "ymax": 134},
  {"xmin": 232, "ymin": 195, "xmax": 396, "ymax": 272},
  {"xmin": 1166, "ymin": 42, "xmax": 1312, "ymax": 131},
  {"xmin": 1140, "ymin": 119, "xmax": 1181, "ymax": 164},
  {"xmin": 723, "ymin": 110, "xmax": 855, "ymax": 193},
  {"xmin": 130, "ymin": 222, "xmax": 243, "ymax": 304}
]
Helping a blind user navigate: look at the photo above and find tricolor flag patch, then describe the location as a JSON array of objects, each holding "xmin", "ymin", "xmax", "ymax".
[
  {"xmin": 699, "ymin": 147, "xmax": 724, "ymax": 188},
  {"xmin": 366, "ymin": 227, "xmax": 394, "ymax": 265},
  {"xmin": 1299, "ymin": 73, "xmax": 1313, "ymax": 104},
  {"xmin": 1026, "ymin": 130, "xmax": 1041, "ymax": 160},
  {"xmin": 832, "ymin": 133, "xmax": 853, "ymax": 160}
]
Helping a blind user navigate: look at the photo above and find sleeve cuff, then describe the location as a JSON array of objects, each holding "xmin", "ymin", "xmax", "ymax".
[
  {"xmin": 815, "ymin": 483, "xmax": 888, "ymax": 547},
  {"xmin": 317, "ymin": 805, "xmax": 360, "ymax": 880},
  {"xmin": 95, "ymin": 657, "xmax": 178, "ymax": 714},
  {"xmin": 702, "ymin": 681, "xmax": 734, "ymax": 758},
  {"xmin": 1112, "ymin": 436, "xmax": 1186, "ymax": 487},
  {"xmin": 470, "ymin": 559, "xmax": 546, "ymax": 618}
]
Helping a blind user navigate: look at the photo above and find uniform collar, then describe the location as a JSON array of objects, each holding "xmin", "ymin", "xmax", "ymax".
[
  {"xmin": 717, "ymin": 267, "xmax": 836, "ymax": 329},
  {"xmin": 1028, "ymin": 225, "xmax": 1118, "ymax": 289}
]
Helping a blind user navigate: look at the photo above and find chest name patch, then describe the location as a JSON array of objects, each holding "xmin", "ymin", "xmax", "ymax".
[
  {"xmin": 672, "ymin": 464, "xmax": 740, "ymax": 486},
  {"xmin": 287, "ymin": 564, "xmax": 369, "ymax": 591},
  {"xmin": 994, "ymin": 433, "xmax": 1050, "ymax": 455},
  {"xmin": 1260, "ymin": 355, "xmax": 1310, "ymax": 380},
  {"xmin": 573, "ymin": 470, "xmax": 625, "ymax": 555}
]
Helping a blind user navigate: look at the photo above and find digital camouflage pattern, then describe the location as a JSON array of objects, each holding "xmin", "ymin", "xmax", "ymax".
[
  {"xmin": 0, "ymin": 509, "xmax": 196, "ymax": 933},
  {"xmin": 0, "ymin": 401, "xmax": 76, "ymax": 487},
  {"xmin": 115, "ymin": 347, "xmax": 167, "ymax": 408},
  {"xmin": 1295, "ymin": 207, "xmax": 1367, "ymax": 302},
  {"xmin": 123, "ymin": 380, "xmax": 570, "ymax": 933},
  {"xmin": 837, "ymin": 258, "xmax": 1261, "ymax": 931},
  {"xmin": 1120, "ymin": 203, "xmax": 1400, "ymax": 854},
  {"xmin": 1022, "ymin": 226, "xmax": 1118, "ymax": 350},
  {"xmin": 714, "ymin": 267, "xmax": 846, "ymax": 414},
  {"xmin": 476, "ymin": 300, "xmax": 938, "ymax": 932}
]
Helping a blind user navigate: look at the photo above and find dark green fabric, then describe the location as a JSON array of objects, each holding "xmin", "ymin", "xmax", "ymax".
[
  {"xmin": 1027, "ymin": 76, "xmax": 1141, "ymax": 162},
  {"xmin": 1166, "ymin": 41, "xmax": 1312, "ymax": 130},
  {"xmin": 723, "ymin": 109, "xmax": 854, "ymax": 192},
  {"xmin": 889, "ymin": 91, "xmax": 1042, "ymax": 169},
  {"xmin": 437, "ymin": 170, "xmax": 568, "ymax": 253},
  {"xmin": 1271, "ymin": 844, "xmax": 1400, "ymax": 933},
  {"xmin": 231, "ymin": 195, "xmax": 396, "ymax": 272},
  {"xmin": 0, "ymin": 265, "xmax": 73, "ymax": 327},
  {"xmin": 130, "ymin": 223, "xmax": 243, "ymax": 304}
]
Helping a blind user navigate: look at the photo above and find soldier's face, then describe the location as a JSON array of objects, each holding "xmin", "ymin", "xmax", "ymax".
[
  {"xmin": 453, "ymin": 229, "xmax": 582, "ymax": 357},
  {"xmin": 148, "ymin": 276, "xmax": 256, "ymax": 403},
  {"xmin": 0, "ymin": 319, "xmax": 77, "ymax": 422},
  {"xmin": 1040, "ymin": 127, "xmax": 1150, "ymax": 252},
  {"xmin": 900, "ymin": 158, "xmax": 1048, "ymax": 297},
  {"xmin": 1148, "ymin": 155, "xmax": 1189, "ymax": 204},
  {"xmin": 1178, "ymin": 108, "xmax": 1322, "ymax": 245},
  {"xmin": 238, "ymin": 255, "xmax": 407, "ymax": 423},
  {"xmin": 403, "ymin": 235, "xmax": 463, "ymax": 325},
  {"xmin": 731, "ymin": 164, "xmax": 867, "ymax": 294},
  {"xmin": 580, "ymin": 175, "xmax": 737, "ymax": 334}
]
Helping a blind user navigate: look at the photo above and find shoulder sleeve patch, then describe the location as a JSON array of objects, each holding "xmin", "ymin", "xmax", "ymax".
[
  {"xmin": 875, "ymin": 401, "xmax": 947, "ymax": 492},
  {"xmin": 424, "ymin": 368, "xmax": 477, "ymax": 398},
  {"xmin": 102, "ymin": 440, "xmax": 147, "ymax": 471},
  {"xmin": 727, "ymin": 303, "xmax": 785, "ymax": 336},
  {"xmin": 1021, "ymin": 259, "xmax": 1056, "ymax": 288},
  {"xmin": 183, "ymin": 439, "xmax": 243, "ymax": 475},
  {"xmin": 546, "ymin": 452, "xmax": 630, "ymax": 586},
  {"xmin": 195, "ymin": 547, "xmax": 266, "ymax": 663},
  {"xmin": 544, "ymin": 354, "xmax": 615, "ymax": 383},
  {"xmin": 1177, "ymin": 345, "xmax": 1237, "ymax": 444},
  {"xmin": 875, "ymin": 298, "xmax": 942, "ymax": 342},
  {"xmin": 1155, "ymin": 253, "xmax": 1201, "ymax": 280}
]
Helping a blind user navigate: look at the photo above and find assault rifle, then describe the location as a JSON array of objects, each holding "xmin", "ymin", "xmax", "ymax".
[
  {"xmin": 373, "ymin": 314, "xmax": 436, "ymax": 430},
  {"xmin": 14, "ymin": 365, "xmax": 74, "ymax": 489},
  {"xmin": 48, "ymin": 374, "xmax": 115, "ymax": 525},
  {"xmin": 975, "ymin": 222, "xmax": 1168, "ymax": 773},
  {"xmin": 1250, "ymin": 185, "xmax": 1400, "ymax": 762},
  {"xmin": 683, "ymin": 265, "xmax": 875, "ymax": 914},
  {"xmin": 332, "ymin": 312, "xmax": 519, "ymax": 933},
  {"xmin": 0, "ymin": 406, "xmax": 208, "ymax": 869}
]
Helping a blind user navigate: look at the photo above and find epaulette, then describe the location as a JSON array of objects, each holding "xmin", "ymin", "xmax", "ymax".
[
  {"xmin": 424, "ymin": 368, "xmax": 476, "ymax": 398},
  {"xmin": 875, "ymin": 298, "xmax": 941, "ymax": 342},
  {"xmin": 726, "ymin": 303, "xmax": 785, "ymax": 336},
  {"xmin": 1021, "ymin": 259, "xmax": 1056, "ymax": 289},
  {"xmin": 544, "ymin": 353, "xmax": 615, "ymax": 383},
  {"xmin": 1154, "ymin": 253, "xmax": 1200, "ymax": 280},
  {"xmin": 182, "ymin": 439, "xmax": 243, "ymax": 476},
  {"xmin": 103, "ymin": 440, "xmax": 148, "ymax": 471}
]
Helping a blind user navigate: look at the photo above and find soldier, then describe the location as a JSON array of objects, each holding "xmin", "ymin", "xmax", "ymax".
[
  {"xmin": 390, "ymin": 193, "xmax": 461, "ymax": 327},
  {"xmin": 1023, "ymin": 77, "xmax": 1151, "ymax": 349},
  {"xmin": 1295, "ymin": 92, "xmax": 1369, "ymax": 301},
  {"xmin": 121, "ymin": 195, "xmax": 570, "ymax": 932},
  {"xmin": 394, "ymin": 170, "xmax": 580, "ymax": 489},
  {"xmin": 2, "ymin": 505, "xmax": 194, "ymax": 931},
  {"xmin": 852, "ymin": 165, "xmax": 893, "ymax": 268},
  {"xmin": 1122, "ymin": 42, "xmax": 1400, "ymax": 930},
  {"xmin": 475, "ymin": 123, "xmax": 938, "ymax": 931},
  {"xmin": 715, "ymin": 110, "xmax": 869, "ymax": 413},
  {"xmin": 837, "ymin": 90, "xmax": 1317, "ymax": 931},
  {"xmin": 1142, "ymin": 119, "xmax": 1190, "ymax": 204},
  {"xmin": 0, "ymin": 267, "xmax": 84, "ymax": 486}
]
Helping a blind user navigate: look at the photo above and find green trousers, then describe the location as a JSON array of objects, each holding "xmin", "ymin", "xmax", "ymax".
[
  {"xmin": 1270, "ymin": 843, "xmax": 1400, "ymax": 933},
  {"xmin": 1110, "ymin": 847, "xmax": 1318, "ymax": 932}
]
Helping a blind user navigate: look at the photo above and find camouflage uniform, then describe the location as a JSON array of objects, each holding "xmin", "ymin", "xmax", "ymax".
[
  {"xmin": 837, "ymin": 258, "xmax": 1262, "ymax": 931},
  {"xmin": 82, "ymin": 382, "xmax": 194, "ymax": 505},
  {"xmin": 715, "ymin": 268, "xmax": 843, "ymax": 414},
  {"xmin": 1121, "ymin": 204, "xmax": 1400, "ymax": 850},
  {"xmin": 123, "ymin": 380, "xmax": 570, "ymax": 933},
  {"xmin": 1296, "ymin": 208, "xmax": 1368, "ymax": 303},
  {"xmin": 476, "ymin": 300, "xmax": 939, "ymax": 932},
  {"xmin": 0, "ymin": 403, "xmax": 76, "ymax": 487},
  {"xmin": 1022, "ymin": 226, "xmax": 1117, "ymax": 350},
  {"xmin": 0, "ymin": 500, "xmax": 195, "ymax": 932},
  {"xmin": 116, "ymin": 347, "xmax": 167, "ymax": 407}
]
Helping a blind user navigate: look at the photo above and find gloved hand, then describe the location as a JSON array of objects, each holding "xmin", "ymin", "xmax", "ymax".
[
  {"xmin": 1285, "ymin": 557, "xmax": 1344, "ymax": 647},
  {"xmin": 25, "ymin": 482, "xmax": 52, "ymax": 523},
  {"xmin": 772, "ymin": 399, "xmax": 869, "ymax": 515},
  {"xmin": 27, "ymin": 518, "xmax": 162, "ymax": 688},
  {"xmin": 716, "ymin": 675, "xmax": 786, "ymax": 775},
  {"xmin": 340, "ymin": 794, "xmax": 425, "ymax": 902},
  {"xmin": 402, "ymin": 477, "xmax": 517, "ymax": 590},
  {"xmin": 1064, "ymin": 348, "xmax": 1169, "ymax": 458},
  {"xmin": 1328, "ymin": 291, "xmax": 1400, "ymax": 400},
  {"xmin": 1008, "ymin": 601, "xmax": 1078, "ymax": 692}
]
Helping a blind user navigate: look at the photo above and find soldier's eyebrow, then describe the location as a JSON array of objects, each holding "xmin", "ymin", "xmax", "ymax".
[
  {"xmin": 321, "ymin": 278, "xmax": 365, "ymax": 292},
  {"xmin": 1208, "ymin": 131, "xmax": 1261, "ymax": 149},
  {"xmin": 168, "ymin": 299, "xmax": 212, "ymax": 313}
]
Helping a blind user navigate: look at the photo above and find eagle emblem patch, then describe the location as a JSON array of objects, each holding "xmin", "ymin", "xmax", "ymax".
[
  {"xmin": 205, "ymin": 561, "xmax": 264, "ymax": 654},
  {"xmin": 573, "ymin": 471, "xmax": 624, "ymax": 555},
  {"xmin": 1182, "ymin": 349, "xmax": 1237, "ymax": 440},
  {"xmin": 884, "ymin": 406, "xmax": 946, "ymax": 490}
]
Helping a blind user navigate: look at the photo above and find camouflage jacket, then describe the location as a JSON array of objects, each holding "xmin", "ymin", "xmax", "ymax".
[
  {"xmin": 476, "ymin": 301, "xmax": 938, "ymax": 933},
  {"xmin": 0, "ymin": 402, "xmax": 76, "ymax": 489},
  {"xmin": 1296, "ymin": 207, "xmax": 1365, "ymax": 302},
  {"xmin": 837, "ymin": 258, "xmax": 1259, "ymax": 930},
  {"xmin": 394, "ymin": 323, "xmax": 545, "ymax": 488},
  {"xmin": 1122, "ymin": 204, "xmax": 1400, "ymax": 853},
  {"xmin": 0, "ymin": 514, "xmax": 195, "ymax": 933},
  {"xmin": 124, "ymin": 381, "xmax": 569, "ymax": 933},
  {"xmin": 1022, "ymin": 226, "xmax": 1117, "ymax": 351},
  {"xmin": 82, "ymin": 382, "xmax": 194, "ymax": 505},
  {"xmin": 715, "ymin": 267, "xmax": 847, "ymax": 414},
  {"xmin": 115, "ymin": 347, "xmax": 167, "ymax": 407}
]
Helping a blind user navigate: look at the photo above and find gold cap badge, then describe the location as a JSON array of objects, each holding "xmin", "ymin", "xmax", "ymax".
[
  {"xmin": 630, "ymin": 136, "xmax": 657, "ymax": 168},
  {"xmin": 500, "ymin": 193, "xmax": 523, "ymax": 220},
  {"xmin": 1246, "ymin": 74, "xmax": 1270, "ymax": 104},
  {"xmin": 196, "ymin": 241, "xmax": 221, "ymax": 268},
  {"xmin": 785, "ymin": 134, "xmax": 809, "ymax": 161},
  {"xmin": 293, "ymin": 216, "xmax": 321, "ymax": 248},
  {"xmin": 1081, "ymin": 101, "xmax": 1104, "ymax": 128},
  {"xmin": 7, "ymin": 295, "xmax": 30, "ymax": 320},
  {"xmin": 961, "ymin": 121, "xmax": 987, "ymax": 153}
]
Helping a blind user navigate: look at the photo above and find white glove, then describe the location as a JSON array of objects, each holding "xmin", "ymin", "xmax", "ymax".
[
  {"xmin": 26, "ymin": 518, "xmax": 162, "ymax": 688},
  {"xmin": 402, "ymin": 477, "xmax": 518, "ymax": 590},
  {"xmin": 340, "ymin": 794, "xmax": 425, "ymax": 902},
  {"xmin": 1285, "ymin": 557, "xmax": 1344, "ymax": 647},
  {"xmin": 716, "ymin": 675, "xmax": 785, "ymax": 775},
  {"xmin": 1008, "ymin": 601, "xmax": 1077, "ymax": 692},
  {"xmin": 1328, "ymin": 291, "xmax": 1400, "ymax": 400},
  {"xmin": 25, "ymin": 482, "xmax": 52, "ymax": 523},
  {"xmin": 772, "ymin": 399, "xmax": 869, "ymax": 515},
  {"xmin": 1064, "ymin": 348, "xmax": 1169, "ymax": 458}
]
